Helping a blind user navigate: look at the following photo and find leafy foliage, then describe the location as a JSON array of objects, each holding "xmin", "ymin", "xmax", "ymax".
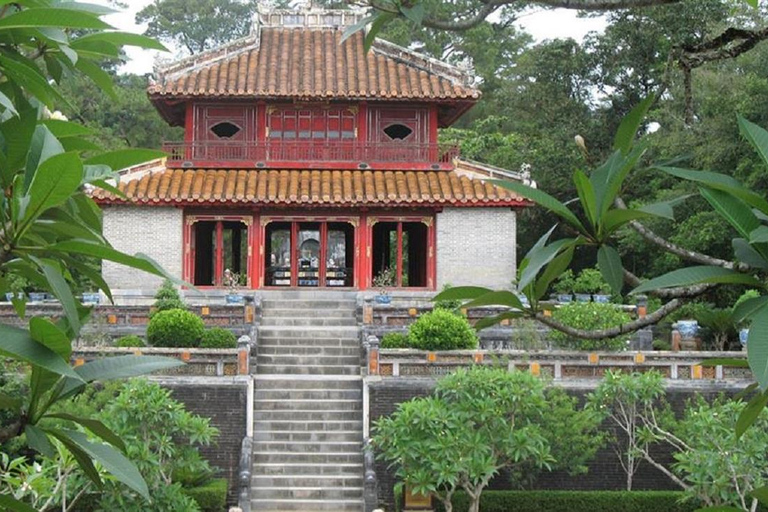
[
  {"xmin": 550, "ymin": 303, "xmax": 632, "ymax": 351},
  {"xmin": 147, "ymin": 309, "xmax": 205, "ymax": 348},
  {"xmin": 182, "ymin": 478, "xmax": 228, "ymax": 512},
  {"xmin": 381, "ymin": 331, "xmax": 411, "ymax": 349},
  {"xmin": 115, "ymin": 335, "xmax": 145, "ymax": 348},
  {"xmin": 199, "ymin": 327, "xmax": 237, "ymax": 349},
  {"xmin": 408, "ymin": 309, "xmax": 478, "ymax": 351},
  {"xmin": 152, "ymin": 279, "xmax": 186, "ymax": 317}
]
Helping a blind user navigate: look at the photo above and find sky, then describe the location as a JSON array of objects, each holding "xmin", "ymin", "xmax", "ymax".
[{"xmin": 100, "ymin": 1, "xmax": 607, "ymax": 75}]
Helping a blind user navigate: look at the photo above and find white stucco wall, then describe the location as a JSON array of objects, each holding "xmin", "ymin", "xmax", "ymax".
[
  {"xmin": 436, "ymin": 208, "xmax": 517, "ymax": 289},
  {"xmin": 101, "ymin": 205, "xmax": 183, "ymax": 292}
]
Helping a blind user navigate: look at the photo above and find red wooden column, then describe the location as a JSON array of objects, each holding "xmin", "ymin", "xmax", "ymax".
[
  {"xmin": 427, "ymin": 217, "xmax": 436, "ymax": 290},
  {"xmin": 214, "ymin": 221, "xmax": 224, "ymax": 286},
  {"xmin": 183, "ymin": 217, "xmax": 194, "ymax": 284},
  {"xmin": 184, "ymin": 102, "xmax": 194, "ymax": 160},
  {"xmin": 396, "ymin": 222, "xmax": 404, "ymax": 287},
  {"xmin": 358, "ymin": 215, "xmax": 369, "ymax": 290}
]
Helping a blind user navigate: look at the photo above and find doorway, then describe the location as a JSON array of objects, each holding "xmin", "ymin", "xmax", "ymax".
[{"xmin": 372, "ymin": 221, "xmax": 428, "ymax": 288}]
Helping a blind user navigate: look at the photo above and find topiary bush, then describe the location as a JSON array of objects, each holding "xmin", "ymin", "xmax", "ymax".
[
  {"xmin": 115, "ymin": 335, "xmax": 145, "ymax": 348},
  {"xmin": 408, "ymin": 309, "xmax": 478, "ymax": 350},
  {"xmin": 381, "ymin": 332, "xmax": 410, "ymax": 349},
  {"xmin": 550, "ymin": 302, "xmax": 631, "ymax": 351},
  {"xmin": 147, "ymin": 309, "xmax": 205, "ymax": 348},
  {"xmin": 151, "ymin": 279, "xmax": 186, "ymax": 318},
  {"xmin": 200, "ymin": 327, "xmax": 237, "ymax": 349},
  {"xmin": 183, "ymin": 478, "xmax": 227, "ymax": 512}
]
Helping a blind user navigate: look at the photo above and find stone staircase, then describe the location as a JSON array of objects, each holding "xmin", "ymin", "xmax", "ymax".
[{"xmin": 251, "ymin": 292, "xmax": 364, "ymax": 511}]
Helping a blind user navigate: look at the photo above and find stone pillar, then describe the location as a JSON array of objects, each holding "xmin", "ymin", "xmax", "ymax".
[
  {"xmin": 237, "ymin": 335, "xmax": 251, "ymax": 375},
  {"xmin": 363, "ymin": 439, "xmax": 379, "ymax": 512},
  {"xmin": 365, "ymin": 334, "xmax": 380, "ymax": 376}
]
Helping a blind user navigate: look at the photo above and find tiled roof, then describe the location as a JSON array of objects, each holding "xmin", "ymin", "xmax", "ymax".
[
  {"xmin": 93, "ymin": 169, "xmax": 525, "ymax": 207},
  {"xmin": 148, "ymin": 28, "xmax": 480, "ymax": 101}
]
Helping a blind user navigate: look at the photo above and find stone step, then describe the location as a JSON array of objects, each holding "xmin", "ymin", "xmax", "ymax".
[
  {"xmin": 253, "ymin": 399, "xmax": 362, "ymax": 411},
  {"xmin": 254, "ymin": 409, "xmax": 361, "ymax": 422},
  {"xmin": 253, "ymin": 420, "xmax": 363, "ymax": 432},
  {"xmin": 250, "ymin": 498, "xmax": 363, "ymax": 511},
  {"xmin": 254, "ymin": 388, "xmax": 362, "ymax": 400},
  {"xmin": 256, "ymin": 337, "xmax": 360, "ymax": 347},
  {"xmin": 262, "ymin": 299, "xmax": 357, "ymax": 310},
  {"xmin": 262, "ymin": 308, "xmax": 357, "ymax": 319},
  {"xmin": 261, "ymin": 317, "xmax": 358, "ymax": 327},
  {"xmin": 258, "ymin": 345, "xmax": 360, "ymax": 357},
  {"xmin": 252, "ymin": 463, "xmax": 362, "ymax": 476},
  {"xmin": 257, "ymin": 354, "xmax": 360, "ymax": 366},
  {"xmin": 253, "ymin": 451, "xmax": 363, "ymax": 464},
  {"xmin": 253, "ymin": 475, "xmax": 363, "ymax": 488},
  {"xmin": 253, "ymin": 430, "xmax": 362, "ymax": 443},
  {"xmin": 252, "ymin": 376, "xmax": 361, "ymax": 389},
  {"xmin": 257, "ymin": 364, "xmax": 360, "ymax": 376},
  {"xmin": 252, "ymin": 486, "xmax": 363, "ymax": 500},
  {"xmin": 258, "ymin": 326, "xmax": 359, "ymax": 339},
  {"xmin": 253, "ymin": 441, "xmax": 362, "ymax": 454}
]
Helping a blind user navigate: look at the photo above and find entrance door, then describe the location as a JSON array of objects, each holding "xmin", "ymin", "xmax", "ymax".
[{"xmin": 264, "ymin": 220, "xmax": 355, "ymax": 287}]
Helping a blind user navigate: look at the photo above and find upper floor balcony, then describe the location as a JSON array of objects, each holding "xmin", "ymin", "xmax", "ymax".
[{"xmin": 162, "ymin": 140, "xmax": 460, "ymax": 171}]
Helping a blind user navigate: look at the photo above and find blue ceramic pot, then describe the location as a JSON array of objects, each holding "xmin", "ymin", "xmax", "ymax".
[
  {"xmin": 29, "ymin": 292, "xmax": 46, "ymax": 302},
  {"xmin": 676, "ymin": 320, "xmax": 699, "ymax": 339},
  {"xmin": 575, "ymin": 293, "xmax": 592, "ymax": 303},
  {"xmin": 740, "ymin": 328, "xmax": 749, "ymax": 347},
  {"xmin": 556, "ymin": 294, "xmax": 573, "ymax": 303},
  {"xmin": 226, "ymin": 294, "xmax": 244, "ymax": 304},
  {"xmin": 593, "ymin": 294, "xmax": 611, "ymax": 303},
  {"xmin": 375, "ymin": 294, "xmax": 392, "ymax": 305},
  {"xmin": 82, "ymin": 293, "xmax": 100, "ymax": 305}
]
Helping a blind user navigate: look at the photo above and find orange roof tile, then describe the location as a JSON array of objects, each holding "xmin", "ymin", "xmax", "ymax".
[
  {"xmin": 93, "ymin": 169, "xmax": 525, "ymax": 208},
  {"xmin": 148, "ymin": 28, "xmax": 480, "ymax": 102}
]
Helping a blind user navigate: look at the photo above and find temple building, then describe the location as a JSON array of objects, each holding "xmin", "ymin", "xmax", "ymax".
[{"xmin": 94, "ymin": 8, "xmax": 530, "ymax": 297}]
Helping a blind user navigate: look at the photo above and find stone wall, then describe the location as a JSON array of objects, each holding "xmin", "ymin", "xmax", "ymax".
[
  {"xmin": 436, "ymin": 207, "xmax": 517, "ymax": 289},
  {"xmin": 153, "ymin": 377, "xmax": 248, "ymax": 506},
  {"xmin": 367, "ymin": 378, "xmax": 744, "ymax": 509},
  {"xmin": 102, "ymin": 205, "xmax": 183, "ymax": 291}
]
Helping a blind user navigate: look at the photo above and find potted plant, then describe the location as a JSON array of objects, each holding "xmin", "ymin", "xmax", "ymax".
[
  {"xmin": 223, "ymin": 269, "xmax": 244, "ymax": 304},
  {"xmin": 82, "ymin": 291, "xmax": 101, "ymax": 305},
  {"xmin": 573, "ymin": 268, "xmax": 610, "ymax": 303},
  {"xmin": 5, "ymin": 274, "xmax": 27, "ymax": 302},
  {"xmin": 373, "ymin": 267, "xmax": 395, "ymax": 304},
  {"xmin": 551, "ymin": 270, "xmax": 575, "ymax": 303}
]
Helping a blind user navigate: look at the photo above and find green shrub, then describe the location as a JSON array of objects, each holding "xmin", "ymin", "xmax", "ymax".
[
  {"xmin": 115, "ymin": 335, "xmax": 145, "ymax": 348},
  {"xmin": 550, "ymin": 302, "xmax": 631, "ymax": 351},
  {"xmin": 147, "ymin": 308, "xmax": 205, "ymax": 348},
  {"xmin": 572, "ymin": 268, "xmax": 611, "ymax": 294},
  {"xmin": 408, "ymin": 309, "xmax": 478, "ymax": 350},
  {"xmin": 434, "ymin": 283, "xmax": 463, "ymax": 311},
  {"xmin": 183, "ymin": 478, "xmax": 228, "ymax": 512},
  {"xmin": 200, "ymin": 327, "xmax": 237, "ymax": 349},
  {"xmin": 430, "ymin": 491, "xmax": 697, "ymax": 512},
  {"xmin": 381, "ymin": 332, "xmax": 410, "ymax": 349},
  {"xmin": 653, "ymin": 339, "xmax": 671, "ymax": 351},
  {"xmin": 152, "ymin": 279, "xmax": 186, "ymax": 317}
]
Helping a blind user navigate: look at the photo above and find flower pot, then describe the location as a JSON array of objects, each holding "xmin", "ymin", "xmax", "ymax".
[
  {"xmin": 5, "ymin": 292, "xmax": 22, "ymax": 302},
  {"xmin": 226, "ymin": 294, "xmax": 244, "ymax": 304},
  {"xmin": 740, "ymin": 328, "xmax": 749, "ymax": 347},
  {"xmin": 575, "ymin": 293, "xmax": 592, "ymax": 303},
  {"xmin": 592, "ymin": 294, "xmax": 611, "ymax": 303},
  {"xmin": 556, "ymin": 294, "xmax": 573, "ymax": 303},
  {"xmin": 375, "ymin": 294, "xmax": 392, "ymax": 305},
  {"xmin": 29, "ymin": 292, "xmax": 46, "ymax": 302},
  {"xmin": 676, "ymin": 320, "xmax": 699, "ymax": 339},
  {"xmin": 82, "ymin": 293, "xmax": 100, "ymax": 305}
]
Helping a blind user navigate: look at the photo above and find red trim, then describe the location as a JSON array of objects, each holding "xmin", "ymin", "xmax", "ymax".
[
  {"xmin": 214, "ymin": 221, "xmax": 224, "ymax": 285},
  {"xmin": 164, "ymin": 159, "xmax": 454, "ymax": 171},
  {"xmin": 184, "ymin": 102, "xmax": 194, "ymax": 143},
  {"xmin": 358, "ymin": 102, "xmax": 368, "ymax": 142},
  {"xmin": 429, "ymin": 105, "xmax": 438, "ymax": 144},
  {"xmin": 257, "ymin": 102, "xmax": 266, "ymax": 142},
  {"xmin": 395, "ymin": 222, "xmax": 403, "ymax": 287},
  {"xmin": 95, "ymin": 197, "xmax": 532, "ymax": 209}
]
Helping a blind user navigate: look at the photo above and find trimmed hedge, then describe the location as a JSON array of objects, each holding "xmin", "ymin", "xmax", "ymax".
[
  {"xmin": 200, "ymin": 327, "xmax": 237, "ymax": 349},
  {"xmin": 396, "ymin": 490, "xmax": 698, "ymax": 512},
  {"xmin": 147, "ymin": 308, "xmax": 205, "ymax": 348},
  {"xmin": 381, "ymin": 332, "xmax": 410, "ymax": 349},
  {"xmin": 183, "ymin": 478, "xmax": 228, "ymax": 512},
  {"xmin": 408, "ymin": 309, "xmax": 478, "ymax": 350},
  {"xmin": 114, "ymin": 335, "xmax": 145, "ymax": 348}
]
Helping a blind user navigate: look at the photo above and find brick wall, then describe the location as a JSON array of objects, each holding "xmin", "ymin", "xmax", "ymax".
[
  {"xmin": 436, "ymin": 208, "xmax": 517, "ymax": 289},
  {"xmin": 368, "ymin": 378, "xmax": 740, "ymax": 509},
  {"xmin": 154, "ymin": 377, "xmax": 248, "ymax": 506},
  {"xmin": 102, "ymin": 205, "xmax": 183, "ymax": 291}
]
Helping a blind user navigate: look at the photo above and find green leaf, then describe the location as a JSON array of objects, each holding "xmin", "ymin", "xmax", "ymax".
[
  {"xmin": 433, "ymin": 286, "xmax": 492, "ymax": 303},
  {"xmin": 751, "ymin": 485, "xmax": 768, "ymax": 505},
  {"xmin": 490, "ymin": 179, "xmax": 586, "ymax": 233},
  {"xmin": 658, "ymin": 166, "xmax": 768, "ymax": 215},
  {"xmin": 50, "ymin": 429, "xmax": 148, "ymax": 498},
  {"xmin": 0, "ymin": 323, "xmax": 80, "ymax": 378},
  {"xmin": 700, "ymin": 187, "xmax": 759, "ymax": 239},
  {"xmin": 84, "ymin": 148, "xmax": 165, "ymax": 170},
  {"xmin": 598, "ymin": 245, "xmax": 623, "ymax": 295},
  {"xmin": 0, "ymin": 391, "xmax": 21, "ymax": 411},
  {"xmin": 631, "ymin": 266, "xmax": 762, "ymax": 294},
  {"xmin": 0, "ymin": 494, "xmax": 37, "ymax": 512},
  {"xmin": 750, "ymin": 225, "xmax": 768, "ymax": 244},
  {"xmin": 519, "ymin": 238, "xmax": 577, "ymax": 291},
  {"xmin": 733, "ymin": 295, "xmax": 768, "ymax": 324},
  {"xmin": 474, "ymin": 311, "xmax": 523, "ymax": 330},
  {"xmin": 44, "ymin": 413, "xmax": 125, "ymax": 451},
  {"xmin": 400, "ymin": 3, "xmax": 425, "ymax": 24},
  {"xmin": 25, "ymin": 124, "xmax": 65, "ymax": 190},
  {"xmin": 602, "ymin": 209, "xmax": 654, "ymax": 234},
  {"xmin": 0, "ymin": 89, "xmax": 18, "ymax": 116},
  {"xmin": 0, "ymin": 8, "xmax": 112, "ymax": 30},
  {"xmin": 573, "ymin": 169, "xmax": 597, "ymax": 228},
  {"xmin": 734, "ymin": 382, "xmax": 760, "ymax": 399},
  {"xmin": 748, "ymin": 307, "xmax": 768, "ymax": 389},
  {"xmin": 739, "ymin": 115, "xmax": 768, "ymax": 170},
  {"xmin": 364, "ymin": 12, "xmax": 395, "ymax": 51},
  {"xmin": 0, "ymin": 103, "xmax": 36, "ymax": 182},
  {"xmin": 461, "ymin": 291, "xmax": 524, "ymax": 310},
  {"xmin": 45, "ymin": 428, "xmax": 103, "ymax": 487},
  {"xmin": 58, "ymin": 355, "xmax": 184, "ymax": 398},
  {"xmin": 72, "ymin": 31, "xmax": 167, "ymax": 51},
  {"xmin": 0, "ymin": 55, "xmax": 64, "ymax": 108},
  {"xmin": 35, "ymin": 258, "xmax": 80, "ymax": 333},
  {"xmin": 75, "ymin": 57, "xmax": 115, "ymax": 99},
  {"xmin": 614, "ymin": 95, "xmax": 654, "ymax": 155},
  {"xmin": 637, "ymin": 195, "xmax": 692, "ymax": 221},
  {"xmin": 29, "ymin": 316, "xmax": 70, "ymax": 358},
  {"xmin": 42, "ymin": 119, "xmax": 93, "ymax": 138},
  {"xmin": 340, "ymin": 13, "xmax": 376, "ymax": 45},
  {"xmin": 736, "ymin": 388, "xmax": 768, "ymax": 437},
  {"xmin": 25, "ymin": 424, "xmax": 55, "ymax": 458},
  {"xmin": 534, "ymin": 244, "xmax": 575, "ymax": 301},
  {"xmin": 733, "ymin": 238, "xmax": 768, "ymax": 270}
]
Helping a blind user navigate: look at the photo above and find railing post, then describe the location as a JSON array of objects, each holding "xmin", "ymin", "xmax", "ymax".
[
  {"xmin": 237, "ymin": 436, "xmax": 253, "ymax": 512},
  {"xmin": 237, "ymin": 335, "xmax": 251, "ymax": 375},
  {"xmin": 365, "ymin": 334, "xmax": 380, "ymax": 376}
]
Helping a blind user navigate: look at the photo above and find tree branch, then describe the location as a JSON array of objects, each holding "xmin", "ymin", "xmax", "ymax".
[
  {"xmin": 535, "ymin": 299, "xmax": 683, "ymax": 339},
  {"xmin": 623, "ymin": 268, "xmax": 716, "ymax": 299}
]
